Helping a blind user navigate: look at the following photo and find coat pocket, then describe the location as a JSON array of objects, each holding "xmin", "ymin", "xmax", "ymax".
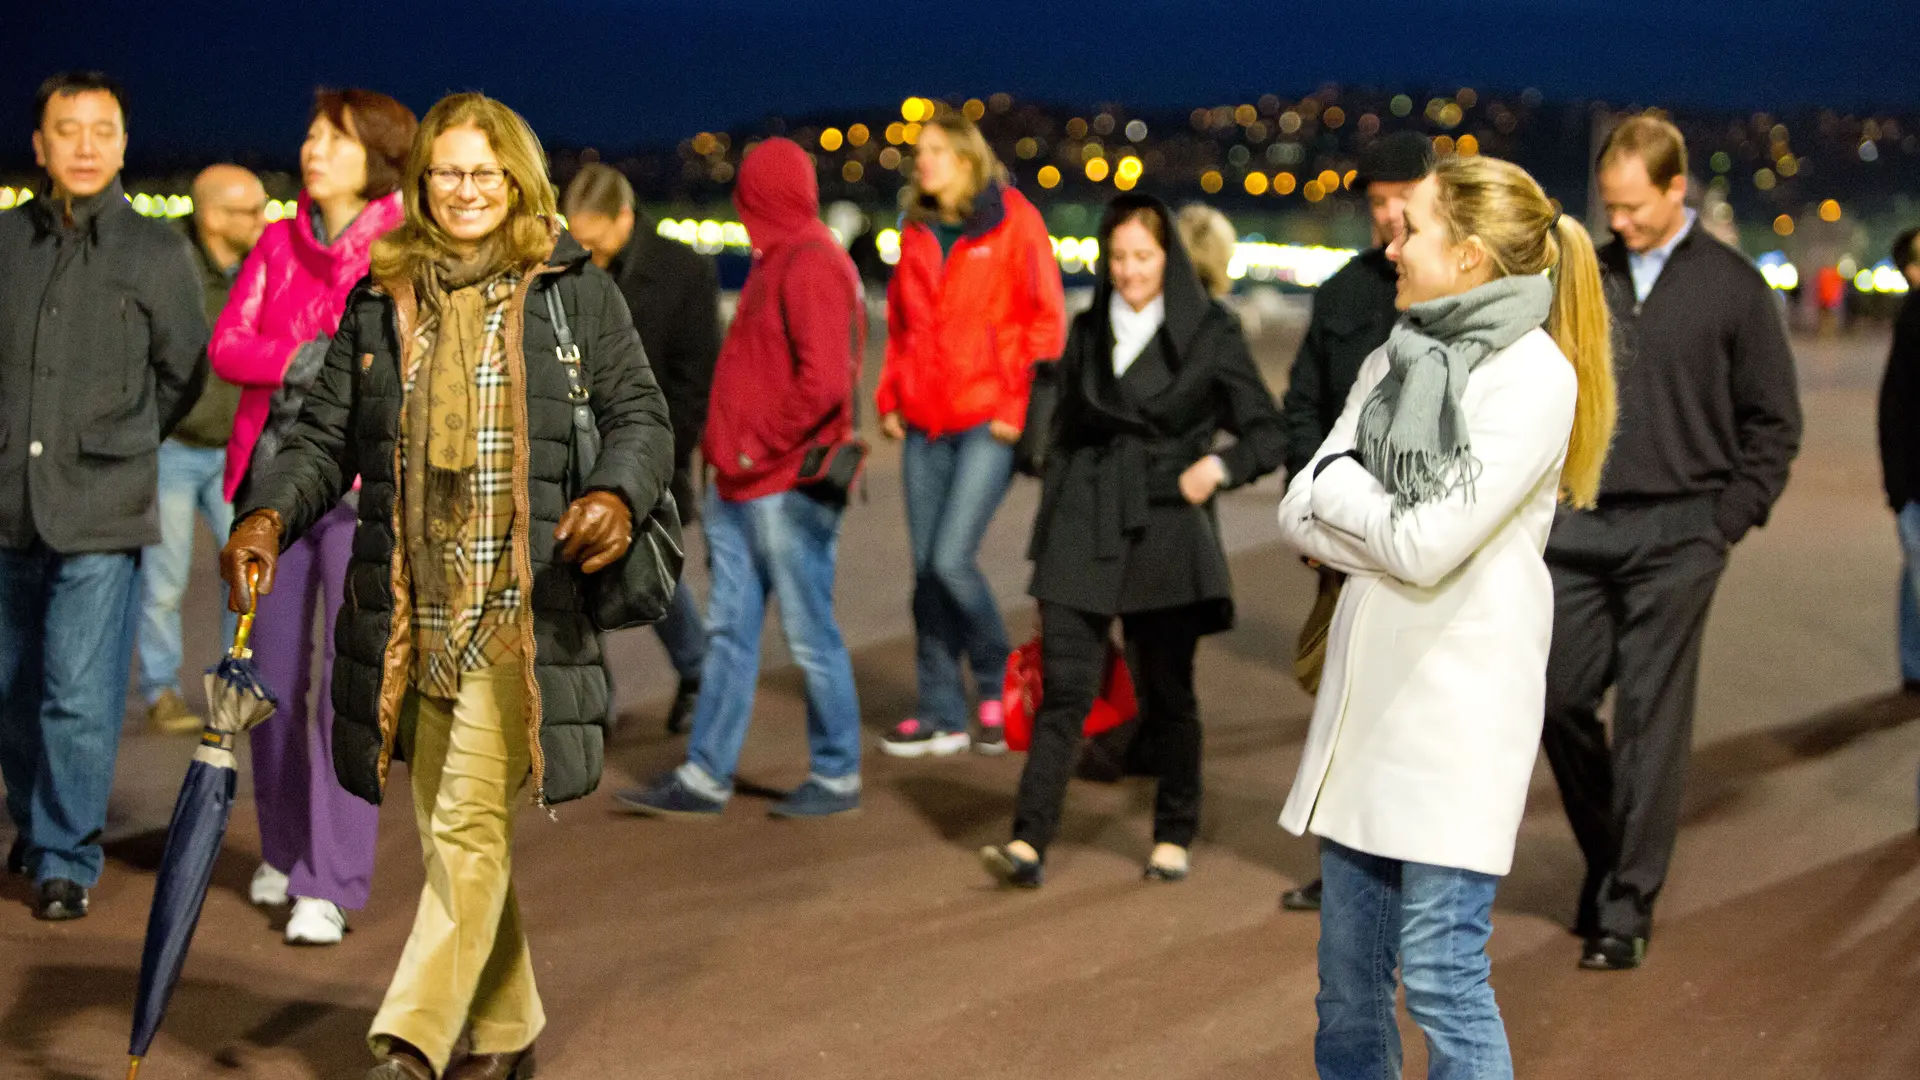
[{"xmin": 78, "ymin": 425, "xmax": 160, "ymax": 460}]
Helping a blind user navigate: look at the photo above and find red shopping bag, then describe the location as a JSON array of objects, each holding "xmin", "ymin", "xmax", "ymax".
[{"xmin": 1000, "ymin": 633, "xmax": 1137, "ymax": 752}]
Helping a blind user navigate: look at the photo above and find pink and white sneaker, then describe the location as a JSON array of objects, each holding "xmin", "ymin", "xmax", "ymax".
[
  {"xmin": 880, "ymin": 717, "xmax": 971, "ymax": 758},
  {"xmin": 973, "ymin": 700, "xmax": 1008, "ymax": 756}
]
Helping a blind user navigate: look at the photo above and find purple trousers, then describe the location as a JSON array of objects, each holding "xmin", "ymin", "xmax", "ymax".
[{"xmin": 248, "ymin": 503, "xmax": 378, "ymax": 909}]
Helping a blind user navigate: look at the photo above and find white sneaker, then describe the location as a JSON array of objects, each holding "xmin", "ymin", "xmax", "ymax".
[
  {"xmin": 249, "ymin": 863, "xmax": 290, "ymax": 907},
  {"xmin": 284, "ymin": 897, "xmax": 347, "ymax": 946}
]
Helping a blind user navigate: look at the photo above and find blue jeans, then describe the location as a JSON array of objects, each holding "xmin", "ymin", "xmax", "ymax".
[
  {"xmin": 0, "ymin": 544, "xmax": 140, "ymax": 887},
  {"xmin": 1316, "ymin": 839, "xmax": 1512, "ymax": 1080},
  {"xmin": 1897, "ymin": 502, "xmax": 1920, "ymax": 683},
  {"xmin": 655, "ymin": 573, "xmax": 707, "ymax": 682},
  {"xmin": 683, "ymin": 487, "xmax": 860, "ymax": 795},
  {"xmin": 902, "ymin": 424, "xmax": 1014, "ymax": 731},
  {"xmin": 138, "ymin": 439, "xmax": 236, "ymax": 701}
]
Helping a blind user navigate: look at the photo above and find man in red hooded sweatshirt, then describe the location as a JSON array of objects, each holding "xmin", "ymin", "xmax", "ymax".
[{"xmin": 615, "ymin": 138, "xmax": 866, "ymax": 819}]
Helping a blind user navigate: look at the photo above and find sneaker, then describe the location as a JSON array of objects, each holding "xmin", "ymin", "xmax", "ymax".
[
  {"xmin": 147, "ymin": 689, "xmax": 202, "ymax": 736},
  {"xmin": 1143, "ymin": 844, "xmax": 1191, "ymax": 883},
  {"xmin": 973, "ymin": 700, "xmax": 1008, "ymax": 756},
  {"xmin": 250, "ymin": 863, "xmax": 291, "ymax": 907},
  {"xmin": 33, "ymin": 877, "xmax": 88, "ymax": 921},
  {"xmin": 768, "ymin": 779, "xmax": 861, "ymax": 819},
  {"xmin": 285, "ymin": 897, "xmax": 347, "ymax": 945},
  {"xmin": 979, "ymin": 845, "xmax": 1044, "ymax": 889},
  {"xmin": 666, "ymin": 677, "xmax": 701, "ymax": 736},
  {"xmin": 612, "ymin": 772, "xmax": 726, "ymax": 820},
  {"xmin": 880, "ymin": 718, "xmax": 970, "ymax": 758}
]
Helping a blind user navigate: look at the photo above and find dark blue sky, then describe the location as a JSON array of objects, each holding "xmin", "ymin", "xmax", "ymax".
[{"xmin": 6, "ymin": 0, "xmax": 1914, "ymax": 161}]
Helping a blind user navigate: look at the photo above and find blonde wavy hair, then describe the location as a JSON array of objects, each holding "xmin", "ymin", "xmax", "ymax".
[
  {"xmin": 1177, "ymin": 204, "xmax": 1237, "ymax": 299},
  {"xmin": 370, "ymin": 92, "xmax": 559, "ymax": 292},
  {"xmin": 902, "ymin": 106, "xmax": 1008, "ymax": 225},
  {"xmin": 1431, "ymin": 154, "xmax": 1616, "ymax": 508}
]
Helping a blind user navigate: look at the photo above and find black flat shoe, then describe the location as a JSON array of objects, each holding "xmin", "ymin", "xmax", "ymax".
[
  {"xmin": 979, "ymin": 845, "xmax": 1044, "ymax": 889},
  {"xmin": 1579, "ymin": 933, "xmax": 1647, "ymax": 971},
  {"xmin": 666, "ymin": 678, "xmax": 700, "ymax": 736},
  {"xmin": 33, "ymin": 878, "xmax": 87, "ymax": 921},
  {"xmin": 1280, "ymin": 878, "xmax": 1323, "ymax": 911}
]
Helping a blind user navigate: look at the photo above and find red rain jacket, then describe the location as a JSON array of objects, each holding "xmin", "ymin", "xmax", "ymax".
[{"xmin": 877, "ymin": 183, "xmax": 1065, "ymax": 436}]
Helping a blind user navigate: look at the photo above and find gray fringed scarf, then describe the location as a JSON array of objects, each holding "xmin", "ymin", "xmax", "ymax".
[{"xmin": 1355, "ymin": 274, "xmax": 1554, "ymax": 510}]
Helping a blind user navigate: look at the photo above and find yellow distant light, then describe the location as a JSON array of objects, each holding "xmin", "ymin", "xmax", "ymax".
[
  {"xmin": 1274, "ymin": 172, "xmax": 1297, "ymax": 196},
  {"xmin": 1342, "ymin": 169, "xmax": 1358, "ymax": 190},
  {"xmin": 904, "ymin": 123, "xmax": 922, "ymax": 145},
  {"xmin": 1324, "ymin": 106, "xmax": 1346, "ymax": 129},
  {"xmin": 691, "ymin": 132, "xmax": 717, "ymax": 156},
  {"xmin": 1316, "ymin": 170, "xmax": 1340, "ymax": 192},
  {"xmin": 1773, "ymin": 214, "xmax": 1795, "ymax": 236},
  {"xmin": 885, "ymin": 122, "xmax": 905, "ymax": 145},
  {"xmin": 1115, "ymin": 174, "xmax": 1137, "ymax": 192},
  {"xmin": 901, "ymin": 98, "xmax": 926, "ymax": 123},
  {"xmin": 1016, "ymin": 137, "xmax": 1039, "ymax": 160},
  {"xmin": 878, "ymin": 147, "xmax": 903, "ymax": 170},
  {"xmin": 1085, "ymin": 158, "xmax": 1111, "ymax": 183},
  {"xmin": 819, "ymin": 128, "xmax": 844, "ymax": 152},
  {"xmin": 1457, "ymin": 134, "xmax": 1481, "ymax": 156},
  {"xmin": 1200, "ymin": 170, "xmax": 1223, "ymax": 194},
  {"xmin": 1038, "ymin": 165, "xmax": 1062, "ymax": 189},
  {"xmin": 1755, "ymin": 168, "xmax": 1777, "ymax": 191},
  {"xmin": 1116, "ymin": 156, "xmax": 1143, "ymax": 180},
  {"xmin": 1244, "ymin": 172, "xmax": 1269, "ymax": 196},
  {"xmin": 848, "ymin": 124, "xmax": 870, "ymax": 147},
  {"xmin": 1818, "ymin": 199, "xmax": 1842, "ymax": 222},
  {"xmin": 842, "ymin": 161, "xmax": 864, "ymax": 183},
  {"xmin": 1433, "ymin": 135, "xmax": 1456, "ymax": 156},
  {"xmin": 963, "ymin": 98, "xmax": 986, "ymax": 122},
  {"xmin": 1235, "ymin": 104, "xmax": 1258, "ymax": 126},
  {"xmin": 1304, "ymin": 181, "xmax": 1326, "ymax": 203}
]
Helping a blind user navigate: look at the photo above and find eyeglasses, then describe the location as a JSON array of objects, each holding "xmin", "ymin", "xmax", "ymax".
[{"xmin": 425, "ymin": 166, "xmax": 509, "ymax": 193}]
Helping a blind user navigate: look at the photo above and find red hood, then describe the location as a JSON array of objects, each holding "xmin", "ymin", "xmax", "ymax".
[{"xmin": 734, "ymin": 137, "xmax": 830, "ymax": 253}]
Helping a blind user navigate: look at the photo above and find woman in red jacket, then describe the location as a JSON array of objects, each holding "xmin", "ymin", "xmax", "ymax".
[{"xmin": 877, "ymin": 108, "xmax": 1066, "ymax": 758}]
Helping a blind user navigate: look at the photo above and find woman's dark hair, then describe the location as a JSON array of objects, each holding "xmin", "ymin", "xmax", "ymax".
[
  {"xmin": 1097, "ymin": 194, "xmax": 1169, "ymax": 251},
  {"xmin": 36, "ymin": 71, "xmax": 127, "ymax": 129},
  {"xmin": 311, "ymin": 88, "xmax": 418, "ymax": 201}
]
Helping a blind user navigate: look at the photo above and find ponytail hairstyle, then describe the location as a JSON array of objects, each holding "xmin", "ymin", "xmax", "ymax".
[{"xmin": 1430, "ymin": 154, "xmax": 1616, "ymax": 508}]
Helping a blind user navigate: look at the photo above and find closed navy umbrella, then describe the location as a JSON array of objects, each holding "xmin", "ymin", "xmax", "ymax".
[{"xmin": 126, "ymin": 574, "xmax": 277, "ymax": 1080}]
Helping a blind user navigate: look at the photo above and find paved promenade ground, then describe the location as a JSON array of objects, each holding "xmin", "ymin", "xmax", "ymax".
[{"xmin": 4, "ymin": 315, "xmax": 1917, "ymax": 1079}]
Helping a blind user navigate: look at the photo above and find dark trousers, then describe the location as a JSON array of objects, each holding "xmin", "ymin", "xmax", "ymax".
[
  {"xmin": 1013, "ymin": 602, "xmax": 1203, "ymax": 855},
  {"xmin": 1540, "ymin": 498, "xmax": 1728, "ymax": 941}
]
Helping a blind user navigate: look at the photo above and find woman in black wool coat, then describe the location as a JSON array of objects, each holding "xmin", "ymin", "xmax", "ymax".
[{"xmin": 981, "ymin": 194, "xmax": 1285, "ymax": 888}]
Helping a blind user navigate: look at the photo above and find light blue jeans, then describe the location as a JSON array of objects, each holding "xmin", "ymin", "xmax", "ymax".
[
  {"xmin": 1897, "ymin": 502, "xmax": 1920, "ymax": 684},
  {"xmin": 1315, "ymin": 839, "xmax": 1513, "ymax": 1080},
  {"xmin": 137, "ymin": 439, "xmax": 236, "ymax": 701},
  {"xmin": 682, "ymin": 487, "xmax": 860, "ymax": 797}
]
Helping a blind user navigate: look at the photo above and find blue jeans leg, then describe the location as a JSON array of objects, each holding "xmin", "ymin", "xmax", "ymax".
[
  {"xmin": 0, "ymin": 548, "xmax": 138, "ymax": 887},
  {"xmin": 758, "ymin": 492, "xmax": 861, "ymax": 782},
  {"xmin": 684, "ymin": 488, "xmax": 769, "ymax": 794},
  {"xmin": 1316, "ymin": 840, "xmax": 1405, "ymax": 1080},
  {"xmin": 138, "ymin": 441, "xmax": 233, "ymax": 700},
  {"xmin": 654, "ymin": 573, "xmax": 708, "ymax": 682},
  {"xmin": 902, "ymin": 424, "xmax": 1014, "ymax": 731},
  {"xmin": 1897, "ymin": 503, "xmax": 1920, "ymax": 683}
]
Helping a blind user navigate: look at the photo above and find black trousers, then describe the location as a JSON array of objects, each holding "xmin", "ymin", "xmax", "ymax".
[
  {"xmin": 1013, "ymin": 602, "xmax": 1204, "ymax": 855},
  {"xmin": 1540, "ymin": 498, "xmax": 1728, "ymax": 941}
]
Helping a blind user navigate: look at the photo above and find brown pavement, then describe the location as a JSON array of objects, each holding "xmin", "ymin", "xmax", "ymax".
[{"xmin": 4, "ymin": 322, "xmax": 1920, "ymax": 1079}]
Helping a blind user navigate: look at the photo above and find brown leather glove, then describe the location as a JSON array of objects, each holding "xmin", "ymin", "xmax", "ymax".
[
  {"xmin": 221, "ymin": 510, "xmax": 283, "ymax": 614},
  {"xmin": 555, "ymin": 491, "xmax": 633, "ymax": 574}
]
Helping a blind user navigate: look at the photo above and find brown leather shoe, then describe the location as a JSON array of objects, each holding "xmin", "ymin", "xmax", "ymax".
[
  {"xmin": 147, "ymin": 690, "xmax": 203, "ymax": 735},
  {"xmin": 366, "ymin": 1039, "xmax": 434, "ymax": 1080},
  {"xmin": 445, "ymin": 1045, "xmax": 535, "ymax": 1080}
]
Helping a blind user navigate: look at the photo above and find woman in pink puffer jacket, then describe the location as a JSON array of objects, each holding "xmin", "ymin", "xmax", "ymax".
[{"xmin": 209, "ymin": 88, "xmax": 414, "ymax": 947}]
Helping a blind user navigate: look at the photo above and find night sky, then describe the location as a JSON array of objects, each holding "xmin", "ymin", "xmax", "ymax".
[{"xmin": 5, "ymin": 0, "xmax": 1914, "ymax": 163}]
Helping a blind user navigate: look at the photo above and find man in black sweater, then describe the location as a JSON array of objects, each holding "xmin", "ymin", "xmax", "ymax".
[
  {"xmin": 1274, "ymin": 131, "xmax": 1432, "ymax": 913},
  {"xmin": 563, "ymin": 164, "xmax": 722, "ymax": 734},
  {"xmin": 1878, "ymin": 228, "xmax": 1920, "ymax": 689},
  {"xmin": 1542, "ymin": 115, "xmax": 1802, "ymax": 971},
  {"xmin": 0, "ymin": 73, "xmax": 208, "ymax": 920}
]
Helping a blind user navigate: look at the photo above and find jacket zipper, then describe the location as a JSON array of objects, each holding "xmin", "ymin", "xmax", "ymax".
[{"xmin": 510, "ymin": 265, "xmax": 570, "ymax": 818}]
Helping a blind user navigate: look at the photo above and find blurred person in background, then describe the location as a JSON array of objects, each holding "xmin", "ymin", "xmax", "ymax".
[
  {"xmin": 222, "ymin": 92, "xmax": 673, "ymax": 1080},
  {"xmin": 564, "ymin": 163, "xmax": 720, "ymax": 735},
  {"xmin": 979, "ymin": 195, "xmax": 1283, "ymax": 888},
  {"xmin": 1273, "ymin": 128, "xmax": 1433, "ymax": 913},
  {"xmin": 136, "ymin": 164, "xmax": 265, "ymax": 737},
  {"xmin": 211, "ymin": 88, "xmax": 416, "ymax": 946},
  {"xmin": 615, "ymin": 137, "xmax": 866, "ymax": 821},
  {"xmin": 0, "ymin": 71, "xmax": 207, "ymax": 921},
  {"xmin": 1542, "ymin": 114, "xmax": 1801, "ymax": 971},
  {"xmin": 1176, "ymin": 203, "xmax": 1237, "ymax": 301},
  {"xmin": 1877, "ymin": 227, "xmax": 1920, "ymax": 691},
  {"xmin": 877, "ymin": 107, "xmax": 1066, "ymax": 759}
]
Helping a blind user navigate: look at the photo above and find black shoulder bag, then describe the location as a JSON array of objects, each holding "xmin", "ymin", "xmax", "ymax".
[
  {"xmin": 545, "ymin": 281, "xmax": 685, "ymax": 631},
  {"xmin": 782, "ymin": 242, "xmax": 870, "ymax": 505}
]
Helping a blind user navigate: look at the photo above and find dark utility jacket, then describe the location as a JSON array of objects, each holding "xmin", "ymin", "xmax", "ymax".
[
  {"xmin": 1278, "ymin": 246, "xmax": 1398, "ymax": 479},
  {"xmin": 0, "ymin": 179, "xmax": 208, "ymax": 553},
  {"xmin": 1879, "ymin": 292, "xmax": 1920, "ymax": 510},
  {"xmin": 1580, "ymin": 230, "xmax": 1802, "ymax": 546},
  {"xmin": 1028, "ymin": 200, "xmax": 1285, "ymax": 636},
  {"xmin": 608, "ymin": 224, "xmax": 720, "ymax": 512},
  {"xmin": 243, "ymin": 233, "xmax": 675, "ymax": 807}
]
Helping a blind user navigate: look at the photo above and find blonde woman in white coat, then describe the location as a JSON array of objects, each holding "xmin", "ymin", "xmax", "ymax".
[{"xmin": 1276, "ymin": 155, "xmax": 1616, "ymax": 1080}]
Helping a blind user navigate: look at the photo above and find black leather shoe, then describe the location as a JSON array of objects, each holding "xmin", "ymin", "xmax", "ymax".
[
  {"xmin": 1281, "ymin": 878, "xmax": 1323, "ymax": 911},
  {"xmin": 666, "ymin": 678, "xmax": 700, "ymax": 736},
  {"xmin": 447, "ymin": 1043, "xmax": 536, "ymax": 1079},
  {"xmin": 979, "ymin": 845, "xmax": 1044, "ymax": 889},
  {"xmin": 1579, "ymin": 933, "xmax": 1647, "ymax": 971},
  {"xmin": 5, "ymin": 836, "xmax": 26, "ymax": 876},
  {"xmin": 33, "ymin": 878, "xmax": 88, "ymax": 921}
]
